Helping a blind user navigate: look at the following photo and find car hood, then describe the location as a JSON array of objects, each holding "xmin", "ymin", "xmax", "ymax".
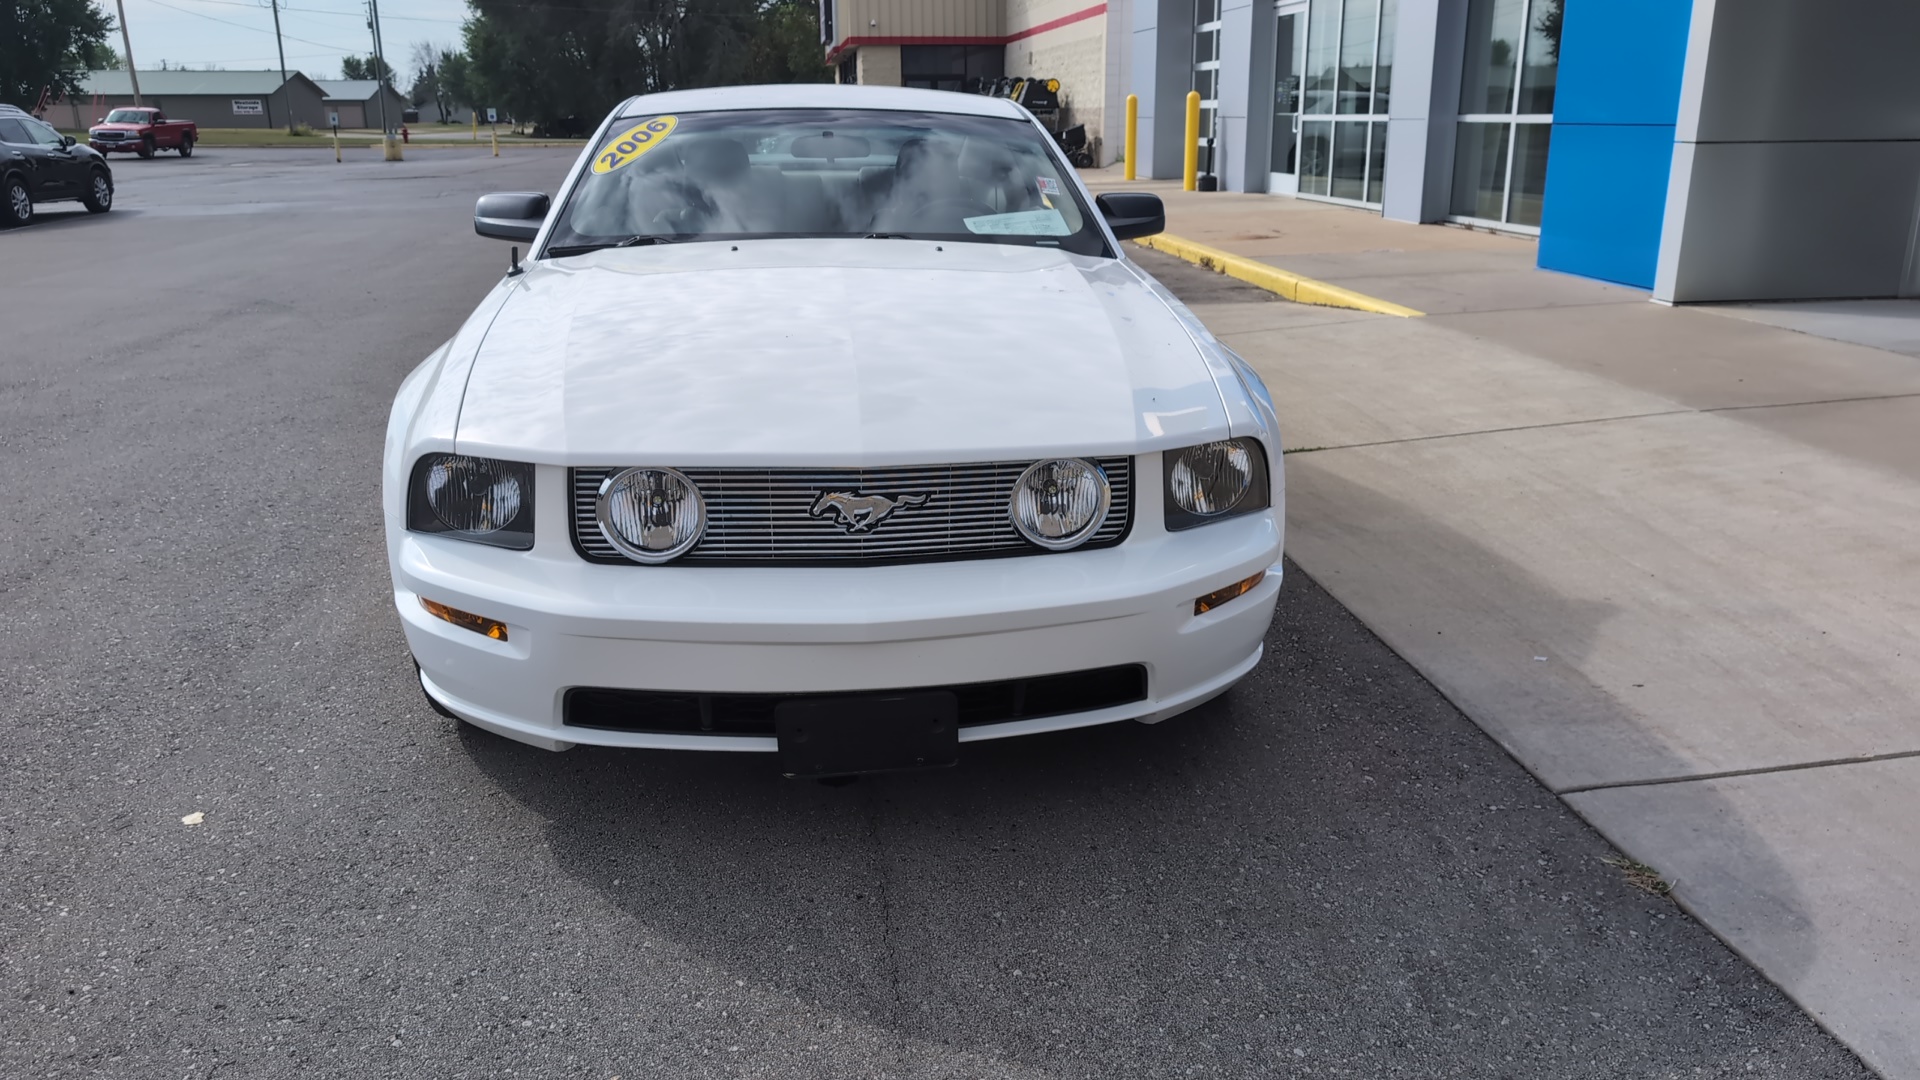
[
  {"xmin": 90, "ymin": 123, "xmax": 151, "ymax": 132},
  {"xmin": 450, "ymin": 239, "xmax": 1232, "ymax": 466}
]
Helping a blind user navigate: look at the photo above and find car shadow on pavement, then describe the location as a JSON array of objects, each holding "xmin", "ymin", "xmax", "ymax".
[{"xmin": 459, "ymin": 555, "xmax": 1861, "ymax": 1078}]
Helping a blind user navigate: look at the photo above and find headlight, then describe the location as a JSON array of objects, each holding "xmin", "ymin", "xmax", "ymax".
[
  {"xmin": 596, "ymin": 467, "xmax": 706, "ymax": 563},
  {"xmin": 406, "ymin": 454, "xmax": 534, "ymax": 549},
  {"xmin": 1009, "ymin": 458, "xmax": 1111, "ymax": 551},
  {"xmin": 1164, "ymin": 439, "xmax": 1271, "ymax": 531}
]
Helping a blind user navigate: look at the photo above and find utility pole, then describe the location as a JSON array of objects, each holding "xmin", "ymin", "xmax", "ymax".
[
  {"xmin": 367, "ymin": 0, "xmax": 391, "ymax": 133},
  {"xmin": 270, "ymin": 0, "xmax": 292, "ymax": 134},
  {"xmin": 365, "ymin": 0, "xmax": 399, "ymax": 159},
  {"xmin": 113, "ymin": 0, "xmax": 142, "ymax": 105}
]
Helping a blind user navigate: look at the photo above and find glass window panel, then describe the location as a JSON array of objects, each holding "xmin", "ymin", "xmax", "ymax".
[
  {"xmin": 1337, "ymin": 0, "xmax": 1378, "ymax": 114},
  {"xmin": 1194, "ymin": 68, "xmax": 1218, "ymax": 102},
  {"xmin": 1450, "ymin": 121, "xmax": 1509, "ymax": 219},
  {"xmin": 1303, "ymin": 0, "xmax": 1340, "ymax": 114},
  {"xmin": 963, "ymin": 45, "xmax": 1004, "ymax": 82},
  {"xmin": 1458, "ymin": 0, "xmax": 1523, "ymax": 114},
  {"xmin": 1272, "ymin": 13, "xmax": 1302, "ymax": 174},
  {"xmin": 1271, "ymin": 114, "xmax": 1299, "ymax": 174},
  {"xmin": 1194, "ymin": 0, "xmax": 1221, "ymax": 24},
  {"xmin": 1366, "ymin": 121, "xmax": 1387, "ymax": 203},
  {"xmin": 1508, "ymin": 121, "xmax": 1551, "ymax": 225},
  {"xmin": 1517, "ymin": 0, "xmax": 1559, "ymax": 114},
  {"xmin": 1195, "ymin": 28, "xmax": 1220, "ymax": 64},
  {"xmin": 1300, "ymin": 120, "xmax": 1333, "ymax": 194},
  {"xmin": 1372, "ymin": 0, "xmax": 1397, "ymax": 113},
  {"xmin": 1331, "ymin": 121, "xmax": 1368, "ymax": 200}
]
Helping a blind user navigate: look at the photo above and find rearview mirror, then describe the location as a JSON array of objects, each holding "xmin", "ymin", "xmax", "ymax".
[
  {"xmin": 62, "ymin": 135, "xmax": 76, "ymax": 147},
  {"xmin": 474, "ymin": 191, "xmax": 551, "ymax": 242},
  {"xmin": 1096, "ymin": 192, "xmax": 1165, "ymax": 241}
]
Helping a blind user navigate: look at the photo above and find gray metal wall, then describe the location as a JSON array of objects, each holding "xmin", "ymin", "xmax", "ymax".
[
  {"xmin": 1656, "ymin": 0, "xmax": 1920, "ymax": 301},
  {"xmin": 1132, "ymin": 0, "xmax": 1195, "ymax": 179}
]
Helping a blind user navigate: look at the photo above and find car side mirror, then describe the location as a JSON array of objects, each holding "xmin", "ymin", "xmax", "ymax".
[
  {"xmin": 474, "ymin": 191, "xmax": 551, "ymax": 242},
  {"xmin": 1096, "ymin": 192, "xmax": 1165, "ymax": 241},
  {"xmin": 62, "ymin": 135, "xmax": 76, "ymax": 147}
]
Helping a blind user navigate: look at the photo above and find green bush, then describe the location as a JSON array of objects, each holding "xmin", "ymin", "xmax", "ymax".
[{"xmin": 292, "ymin": 122, "xmax": 313, "ymax": 136}]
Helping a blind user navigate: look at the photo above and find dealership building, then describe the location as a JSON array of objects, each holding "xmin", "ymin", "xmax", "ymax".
[{"xmin": 827, "ymin": 0, "xmax": 1920, "ymax": 304}]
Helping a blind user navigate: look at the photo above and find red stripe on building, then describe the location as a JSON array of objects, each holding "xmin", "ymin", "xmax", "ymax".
[
  {"xmin": 826, "ymin": 3, "xmax": 1108, "ymax": 64},
  {"xmin": 1006, "ymin": 3, "xmax": 1108, "ymax": 44}
]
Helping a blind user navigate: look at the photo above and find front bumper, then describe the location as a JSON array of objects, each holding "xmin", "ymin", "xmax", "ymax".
[{"xmin": 393, "ymin": 512, "xmax": 1282, "ymax": 752}]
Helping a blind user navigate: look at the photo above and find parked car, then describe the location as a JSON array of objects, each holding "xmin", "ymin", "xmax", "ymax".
[
  {"xmin": 0, "ymin": 104, "xmax": 113, "ymax": 226},
  {"xmin": 386, "ymin": 85, "xmax": 1284, "ymax": 775},
  {"xmin": 88, "ymin": 107, "xmax": 197, "ymax": 158}
]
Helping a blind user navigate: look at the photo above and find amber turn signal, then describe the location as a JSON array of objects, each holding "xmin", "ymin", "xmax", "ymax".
[
  {"xmin": 1194, "ymin": 571, "xmax": 1266, "ymax": 615},
  {"xmin": 420, "ymin": 597, "xmax": 509, "ymax": 640}
]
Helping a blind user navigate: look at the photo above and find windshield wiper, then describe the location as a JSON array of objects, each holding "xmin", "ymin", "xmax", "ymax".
[
  {"xmin": 546, "ymin": 235, "xmax": 684, "ymax": 257},
  {"xmin": 861, "ymin": 232, "xmax": 917, "ymax": 240}
]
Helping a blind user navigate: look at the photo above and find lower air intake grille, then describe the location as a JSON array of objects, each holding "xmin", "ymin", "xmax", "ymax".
[{"xmin": 564, "ymin": 665, "xmax": 1150, "ymax": 735}]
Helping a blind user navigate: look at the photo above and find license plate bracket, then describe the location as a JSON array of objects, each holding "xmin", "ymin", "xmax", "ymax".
[{"xmin": 775, "ymin": 691, "xmax": 959, "ymax": 778}]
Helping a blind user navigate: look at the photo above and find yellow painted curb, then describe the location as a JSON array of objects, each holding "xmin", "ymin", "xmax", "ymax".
[{"xmin": 1133, "ymin": 233, "xmax": 1423, "ymax": 318}]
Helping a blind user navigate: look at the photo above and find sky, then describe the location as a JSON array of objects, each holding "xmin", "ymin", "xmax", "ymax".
[{"xmin": 109, "ymin": 0, "xmax": 474, "ymax": 83}]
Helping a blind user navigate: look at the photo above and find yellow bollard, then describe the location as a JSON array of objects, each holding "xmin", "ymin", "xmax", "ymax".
[
  {"xmin": 471, "ymin": 113, "xmax": 477, "ymax": 141},
  {"xmin": 1183, "ymin": 90, "xmax": 1200, "ymax": 192},
  {"xmin": 490, "ymin": 125, "xmax": 498, "ymax": 157},
  {"xmin": 332, "ymin": 130, "xmax": 340, "ymax": 163},
  {"xmin": 384, "ymin": 133, "xmax": 403, "ymax": 162},
  {"xmin": 1124, "ymin": 94, "xmax": 1138, "ymax": 181}
]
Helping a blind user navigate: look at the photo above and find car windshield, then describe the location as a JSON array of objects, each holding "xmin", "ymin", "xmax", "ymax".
[
  {"xmin": 547, "ymin": 108, "xmax": 1108, "ymax": 257},
  {"xmin": 105, "ymin": 110, "xmax": 152, "ymax": 124}
]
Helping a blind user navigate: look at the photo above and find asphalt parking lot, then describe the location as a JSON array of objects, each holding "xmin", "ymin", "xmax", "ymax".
[{"xmin": 0, "ymin": 149, "xmax": 1871, "ymax": 1078}]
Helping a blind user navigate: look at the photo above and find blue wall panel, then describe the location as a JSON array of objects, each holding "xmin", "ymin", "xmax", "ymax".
[
  {"xmin": 1536, "ymin": 0, "xmax": 1695, "ymax": 288},
  {"xmin": 1538, "ymin": 125, "xmax": 1676, "ymax": 288}
]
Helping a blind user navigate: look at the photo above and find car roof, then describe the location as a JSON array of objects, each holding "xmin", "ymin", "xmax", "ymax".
[
  {"xmin": 0, "ymin": 104, "xmax": 34, "ymax": 119},
  {"xmin": 613, "ymin": 84, "xmax": 1027, "ymax": 122}
]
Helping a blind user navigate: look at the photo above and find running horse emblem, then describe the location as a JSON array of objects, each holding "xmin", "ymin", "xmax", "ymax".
[{"xmin": 809, "ymin": 491, "xmax": 933, "ymax": 533}]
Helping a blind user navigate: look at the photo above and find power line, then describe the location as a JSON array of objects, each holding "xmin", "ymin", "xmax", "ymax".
[
  {"xmin": 158, "ymin": 0, "xmax": 464, "ymax": 24},
  {"xmin": 142, "ymin": 0, "xmax": 361, "ymax": 50}
]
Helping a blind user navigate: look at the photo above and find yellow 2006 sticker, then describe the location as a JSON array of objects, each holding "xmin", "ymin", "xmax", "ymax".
[{"xmin": 592, "ymin": 116, "xmax": 677, "ymax": 174}]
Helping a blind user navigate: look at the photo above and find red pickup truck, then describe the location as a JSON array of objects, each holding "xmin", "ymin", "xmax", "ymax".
[{"xmin": 88, "ymin": 107, "xmax": 197, "ymax": 158}]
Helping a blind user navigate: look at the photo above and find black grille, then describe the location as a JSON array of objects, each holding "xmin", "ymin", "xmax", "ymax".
[
  {"xmin": 571, "ymin": 457, "xmax": 1133, "ymax": 566},
  {"xmin": 564, "ymin": 664, "xmax": 1150, "ymax": 735}
]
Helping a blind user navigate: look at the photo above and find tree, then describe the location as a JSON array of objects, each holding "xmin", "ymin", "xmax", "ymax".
[
  {"xmin": 1, "ymin": 0, "xmax": 116, "ymax": 105},
  {"xmin": 339, "ymin": 54, "xmax": 396, "ymax": 85},
  {"xmin": 436, "ymin": 48, "xmax": 474, "ymax": 115},
  {"xmin": 748, "ymin": 0, "xmax": 831, "ymax": 85},
  {"xmin": 407, "ymin": 40, "xmax": 445, "ymax": 117},
  {"xmin": 460, "ymin": 0, "xmax": 828, "ymax": 130}
]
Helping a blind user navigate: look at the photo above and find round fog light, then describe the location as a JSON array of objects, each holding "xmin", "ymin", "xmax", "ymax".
[
  {"xmin": 1010, "ymin": 458, "xmax": 1111, "ymax": 551},
  {"xmin": 597, "ymin": 467, "xmax": 706, "ymax": 563}
]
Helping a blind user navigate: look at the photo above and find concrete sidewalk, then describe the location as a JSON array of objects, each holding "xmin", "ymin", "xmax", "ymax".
[{"xmin": 1097, "ymin": 173, "xmax": 1920, "ymax": 1077}]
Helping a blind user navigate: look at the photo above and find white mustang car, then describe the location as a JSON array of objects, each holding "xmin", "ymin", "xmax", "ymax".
[{"xmin": 385, "ymin": 85, "xmax": 1283, "ymax": 776}]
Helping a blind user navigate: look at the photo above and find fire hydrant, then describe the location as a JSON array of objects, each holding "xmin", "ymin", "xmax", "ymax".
[{"xmin": 401, "ymin": 124, "xmax": 410, "ymax": 144}]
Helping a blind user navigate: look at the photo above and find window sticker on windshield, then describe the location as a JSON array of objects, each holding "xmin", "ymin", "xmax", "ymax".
[
  {"xmin": 592, "ymin": 116, "xmax": 678, "ymax": 174},
  {"xmin": 1035, "ymin": 176, "xmax": 1061, "ymax": 195},
  {"xmin": 962, "ymin": 209, "xmax": 1073, "ymax": 236}
]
